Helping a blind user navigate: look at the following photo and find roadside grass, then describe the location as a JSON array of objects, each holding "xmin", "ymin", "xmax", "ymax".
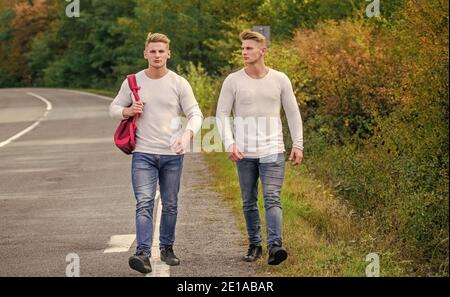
[
  {"xmin": 74, "ymin": 88, "xmax": 116, "ymax": 98},
  {"xmin": 203, "ymin": 151, "xmax": 408, "ymax": 276}
]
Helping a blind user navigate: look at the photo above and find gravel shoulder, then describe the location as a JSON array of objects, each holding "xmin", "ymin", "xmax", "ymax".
[{"xmin": 169, "ymin": 153, "xmax": 258, "ymax": 277}]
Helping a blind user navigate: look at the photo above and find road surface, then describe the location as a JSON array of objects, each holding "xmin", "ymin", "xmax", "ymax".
[{"xmin": 0, "ymin": 88, "xmax": 256, "ymax": 277}]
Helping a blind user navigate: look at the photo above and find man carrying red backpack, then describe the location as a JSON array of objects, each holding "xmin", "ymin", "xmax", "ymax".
[{"xmin": 109, "ymin": 32, "xmax": 203, "ymax": 274}]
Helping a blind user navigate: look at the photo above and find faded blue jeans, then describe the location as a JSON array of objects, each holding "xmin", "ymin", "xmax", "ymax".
[
  {"xmin": 236, "ymin": 153, "xmax": 285, "ymax": 247},
  {"xmin": 131, "ymin": 152, "xmax": 184, "ymax": 257}
]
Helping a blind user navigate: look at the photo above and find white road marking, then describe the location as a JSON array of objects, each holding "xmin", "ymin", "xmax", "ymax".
[
  {"xmin": 0, "ymin": 92, "xmax": 52, "ymax": 148},
  {"xmin": 146, "ymin": 190, "xmax": 170, "ymax": 277},
  {"xmin": 8, "ymin": 137, "xmax": 112, "ymax": 147},
  {"xmin": 103, "ymin": 234, "xmax": 136, "ymax": 253},
  {"xmin": 102, "ymin": 190, "xmax": 170, "ymax": 276}
]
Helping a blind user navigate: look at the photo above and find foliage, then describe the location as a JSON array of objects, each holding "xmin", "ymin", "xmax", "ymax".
[
  {"xmin": 178, "ymin": 62, "xmax": 220, "ymax": 116},
  {"xmin": 0, "ymin": 0, "xmax": 447, "ymax": 276},
  {"xmin": 294, "ymin": 0, "xmax": 448, "ymax": 275}
]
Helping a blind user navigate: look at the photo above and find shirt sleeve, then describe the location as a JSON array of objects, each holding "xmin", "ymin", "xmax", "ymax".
[
  {"xmin": 215, "ymin": 75, "xmax": 236, "ymax": 150},
  {"xmin": 179, "ymin": 77, "xmax": 203, "ymax": 135},
  {"xmin": 109, "ymin": 78, "xmax": 132, "ymax": 120},
  {"xmin": 280, "ymin": 73, "xmax": 304, "ymax": 151}
]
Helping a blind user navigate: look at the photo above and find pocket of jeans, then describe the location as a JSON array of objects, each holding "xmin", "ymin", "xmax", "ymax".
[{"xmin": 132, "ymin": 154, "xmax": 149, "ymax": 170}]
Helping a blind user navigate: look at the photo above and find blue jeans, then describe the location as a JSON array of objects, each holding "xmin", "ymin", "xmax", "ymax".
[
  {"xmin": 131, "ymin": 152, "xmax": 184, "ymax": 256},
  {"xmin": 236, "ymin": 153, "xmax": 285, "ymax": 247}
]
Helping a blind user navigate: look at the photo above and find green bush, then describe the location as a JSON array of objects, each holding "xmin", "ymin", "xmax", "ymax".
[
  {"xmin": 178, "ymin": 62, "xmax": 220, "ymax": 116},
  {"xmin": 291, "ymin": 0, "xmax": 448, "ymax": 275}
]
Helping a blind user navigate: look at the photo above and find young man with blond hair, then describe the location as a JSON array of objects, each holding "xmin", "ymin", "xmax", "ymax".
[
  {"xmin": 216, "ymin": 30, "xmax": 303, "ymax": 265},
  {"xmin": 110, "ymin": 32, "xmax": 203, "ymax": 274}
]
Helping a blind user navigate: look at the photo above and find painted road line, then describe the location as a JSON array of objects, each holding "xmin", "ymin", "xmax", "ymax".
[
  {"xmin": 102, "ymin": 190, "xmax": 169, "ymax": 276},
  {"xmin": 0, "ymin": 92, "xmax": 52, "ymax": 148},
  {"xmin": 103, "ymin": 234, "xmax": 136, "ymax": 253},
  {"xmin": 8, "ymin": 137, "xmax": 112, "ymax": 147},
  {"xmin": 146, "ymin": 190, "xmax": 170, "ymax": 277}
]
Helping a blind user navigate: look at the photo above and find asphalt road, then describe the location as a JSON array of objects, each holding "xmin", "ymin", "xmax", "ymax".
[{"xmin": 0, "ymin": 88, "xmax": 255, "ymax": 277}]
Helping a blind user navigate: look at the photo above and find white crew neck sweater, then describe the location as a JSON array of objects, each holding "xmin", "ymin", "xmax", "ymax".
[
  {"xmin": 216, "ymin": 68, "xmax": 303, "ymax": 158},
  {"xmin": 110, "ymin": 70, "xmax": 203, "ymax": 155}
]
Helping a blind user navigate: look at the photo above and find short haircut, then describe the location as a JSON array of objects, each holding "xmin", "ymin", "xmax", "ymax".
[
  {"xmin": 145, "ymin": 32, "xmax": 170, "ymax": 49},
  {"xmin": 240, "ymin": 30, "xmax": 267, "ymax": 47}
]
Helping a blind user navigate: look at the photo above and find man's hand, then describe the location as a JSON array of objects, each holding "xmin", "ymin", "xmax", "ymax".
[
  {"xmin": 289, "ymin": 147, "xmax": 303, "ymax": 166},
  {"xmin": 123, "ymin": 102, "xmax": 144, "ymax": 118},
  {"xmin": 171, "ymin": 130, "xmax": 193, "ymax": 155},
  {"xmin": 227, "ymin": 143, "xmax": 243, "ymax": 162}
]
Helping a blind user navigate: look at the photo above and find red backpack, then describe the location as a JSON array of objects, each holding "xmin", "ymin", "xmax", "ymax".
[{"xmin": 114, "ymin": 74, "xmax": 140, "ymax": 155}]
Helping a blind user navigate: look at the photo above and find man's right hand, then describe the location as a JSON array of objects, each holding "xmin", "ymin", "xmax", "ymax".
[
  {"xmin": 227, "ymin": 143, "xmax": 244, "ymax": 162},
  {"xmin": 123, "ymin": 102, "xmax": 144, "ymax": 118}
]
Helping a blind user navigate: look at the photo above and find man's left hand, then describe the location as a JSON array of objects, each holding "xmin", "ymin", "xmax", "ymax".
[{"xmin": 289, "ymin": 148, "xmax": 303, "ymax": 166}]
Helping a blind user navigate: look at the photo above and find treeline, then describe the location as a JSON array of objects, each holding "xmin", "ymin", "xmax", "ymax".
[
  {"xmin": 1, "ymin": 0, "xmax": 390, "ymax": 88},
  {"xmin": 1, "ymin": 0, "xmax": 448, "ymax": 275}
]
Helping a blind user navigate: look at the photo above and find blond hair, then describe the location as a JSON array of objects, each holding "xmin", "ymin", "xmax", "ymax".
[
  {"xmin": 145, "ymin": 32, "xmax": 170, "ymax": 49},
  {"xmin": 240, "ymin": 30, "xmax": 267, "ymax": 47}
]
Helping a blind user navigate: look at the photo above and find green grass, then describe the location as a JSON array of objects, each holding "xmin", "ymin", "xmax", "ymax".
[
  {"xmin": 202, "ymin": 151, "xmax": 409, "ymax": 276},
  {"xmin": 73, "ymin": 88, "xmax": 116, "ymax": 98}
]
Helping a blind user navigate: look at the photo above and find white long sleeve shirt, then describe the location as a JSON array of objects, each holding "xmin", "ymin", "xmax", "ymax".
[
  {"xmin": 110, "ymin": 70, "xmax": 203, "ymax": 155},
  {"xmin": 216, "ymin": 68, "xmax": 303, "ymax": 158}
]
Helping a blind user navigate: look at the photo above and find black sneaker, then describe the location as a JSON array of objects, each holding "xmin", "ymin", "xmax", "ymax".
[
  {"xmin": 160, "ymin": 246, "xmax": 180, "ymax": 266},
  {"xmin": 129, "ymin": 254, "xmax": 152, "ymax": 273},
  {"xmin": 242, "ymin": 244, "xmax": 262, "ymax": 262},
  {"xmin": 268, "ymin": 241, "xmax": 288, "ymax": 265}
]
